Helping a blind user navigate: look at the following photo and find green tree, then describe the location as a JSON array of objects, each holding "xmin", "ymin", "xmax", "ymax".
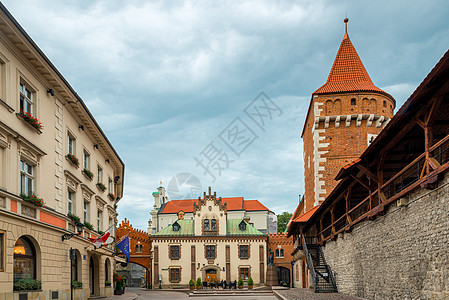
[{"xmin": 277, "ymin": 211, "xmax": 293, "ymax": 233}]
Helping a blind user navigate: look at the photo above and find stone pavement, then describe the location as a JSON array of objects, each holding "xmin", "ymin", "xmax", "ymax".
[
  {"xmin": 274, "ymin": 288, "xmax": 365, "ymax": 300},
  {"xmin": 104, "ymin": 289, "xmax": 139, "ymax": 300}
]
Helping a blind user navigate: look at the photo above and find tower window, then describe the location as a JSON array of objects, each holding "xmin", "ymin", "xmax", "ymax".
[
  {"xmin": 351, "ymin": 98, "xmax": 356, "ymax": 105},
  {"xmin": 383, "ymin": 100, "xmax": 387, "ymax": 107}
]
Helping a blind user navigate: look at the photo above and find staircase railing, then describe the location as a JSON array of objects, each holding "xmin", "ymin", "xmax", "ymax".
[
  {"xmin": 301, "ymin": 235, "xmax": 317, "ymax": 288},
  {"xmin": 318, "ymin": 247, "xmax": 338, "ymax": 292}
]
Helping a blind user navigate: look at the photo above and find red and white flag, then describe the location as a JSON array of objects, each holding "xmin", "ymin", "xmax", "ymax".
[{"xmin": 89, "ymin": 226, "xmax": 114, "ymax": 249}]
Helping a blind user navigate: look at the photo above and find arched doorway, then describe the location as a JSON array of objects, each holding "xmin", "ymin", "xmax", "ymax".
[
  {"xmin": 89, "ymin": 254, "xmax": 100, "ymax": 295},
  {"xmin": 277, "ymin": 266, "xmax": 290, "ymax": 286},
  {"xmin": 14, "ymin": 236, "xmax": 39, "ymax": 282},
  {"xmin": 205, "ymin": 269, "xmax": 217, "ymax": 283}
]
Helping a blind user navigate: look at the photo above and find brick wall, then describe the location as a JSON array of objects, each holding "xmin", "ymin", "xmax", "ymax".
[
  {"xmin": 303, "ymin": 92, "xmax": 394, "ymax": 212},
  {"xmin": 321, "ymin": 172, "xmax": 449, "ymax": 299}
]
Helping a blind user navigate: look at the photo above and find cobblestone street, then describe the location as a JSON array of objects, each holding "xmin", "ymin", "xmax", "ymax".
[{"xmin": 275, "ymin": 288, "xmax": 365, "ymax": 300}]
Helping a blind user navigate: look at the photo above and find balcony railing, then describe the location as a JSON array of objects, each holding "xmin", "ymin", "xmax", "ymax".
[{"xmin": 316, "ymin": 134, "xmax": 449, "ymax": 244}]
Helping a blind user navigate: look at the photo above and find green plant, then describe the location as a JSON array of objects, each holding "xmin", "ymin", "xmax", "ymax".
[
  {"xmin": 113, "ymin": 273, "xmax": 122, "ymax": 282},
  {"xmin": 247, "ymin": 277, "xmax": 254, "ymax": 286},
  {"xmin": 98, "ymin": 230, "xmax": 104, "ymax": 235},
  {"xmin": 189, "ymin": 279, "xmax": 195, "ymax": 286},
  {"xmin": 238, "ymin": 277, "xmax": 243, "ymax": 287},
  {"xmin": 82, "ymin": 168, "xmax": 93, "ymax": 179},
  {"xmin": 108, "ymin": 193, "xmax": 115, "ymax": 200},
  {"xmin": 13, "ymin": 278, "xmax": 42, "ymax": 290},
  {"xmin": 67, "ymin": 212, "xmax": 80, "ymax": 224},
  {"xmin": 20, "ymin": 193, "xmax": 45, "ymax": 207},
  {"xmin": 18, "ymin": 110, "xmax": 43, "ymax": 131},
  {"xmin": 83, "ymin": 221, "xmax": 94, "ymax": 230},
  {"xmin": 196, "ymin": 277, "xmax": 202, "ymax": 287},
  {"xmin": 66, "ymin": 153, "xmax": 80, "ymax": 167},
  {"xmin": 105, "ymin": 280, "xmax": 111, "ymax": 287},
  {"xmin": 72, "ymin": 280, "xmax": 83, "ymax": 289},
  {"xmin": 96, "ymin": 182, "xmax": 106, "ymax": 192}
]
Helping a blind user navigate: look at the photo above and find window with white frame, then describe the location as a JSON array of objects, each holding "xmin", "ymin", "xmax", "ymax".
[
  {"xmin": 68, "ymin": 190, "xmax": 74, "ymax": 214},
  {"xmin": 97, "ymin": 166, "xmax": 103, "ymax": 183},
  {"xmin": 20, "ymin": 160, "xmax": 33, "ymax": 195},
  {"xmin": 83, "ymin": 151, "xmax": 90, "ymax": 169},
  {"xmin": 97, "ymin": 210, "xmax": 102, "ymax": 231},
  {"xmin": 83, "ymin": 202, "xmax": 89, "ymax": 222},
  {"xmin": 108, "ymin": 178, "xmax": 112, "ymax": 193},
  {"xmin": 19, "ymin": 82, "xmax": 33, "ymax": 114},
  {"xmin": 68, "ymin": 135, "xmax": 75, "ymax": 155}
]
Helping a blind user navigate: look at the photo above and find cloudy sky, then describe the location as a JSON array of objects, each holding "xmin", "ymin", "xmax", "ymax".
[{"xmin": 3, "ymin": 1, "xmax": 448, "ymax": 230}]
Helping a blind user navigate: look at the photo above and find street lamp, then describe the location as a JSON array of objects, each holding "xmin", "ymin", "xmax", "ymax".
[{"xmin": 62, "ymin": 222, "xmax": 84, "ymax": 241}]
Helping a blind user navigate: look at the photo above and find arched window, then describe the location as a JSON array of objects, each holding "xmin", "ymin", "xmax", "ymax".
[
  {"xmin": 280, "ymin": 249, "xmax": 284, "ymax": 257},
  {"xmin": 204, "ymin": 219, "xmax": 210, "ymax": 230},
  {"xmin": 275, "ymin": 249, "xmax": 279, "ymax": 257},
  {"xmin": 14, "ymin": 236, "xmax": 36, "ymax": 281},
  {"xmin": 211, "ymin": 219, "xmax": 216, "ymax": 230},
  {"xmin": 105, "ymin": 258, "xmax": 110, "ymax": 282},
  {"xmin": 383, "ymin": 100, "xmax": 387, "ymax": 107},
  {"xmin": 239, "ymin": 221, "xmax": 246, "ymax": 231}
]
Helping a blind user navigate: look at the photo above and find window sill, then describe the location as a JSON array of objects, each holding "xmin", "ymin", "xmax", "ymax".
[
  {"xmin": 240, "ymin": 257, "xmax": 249, "ymax": 260},
  {"xmin": 82, "ymin": 170, "xmax": 93, "ymax": 181},
  {"xmin": 16, "ymin": 113, "xmax": 42, "ymax": 134},
  {"xmin": 65, "ymin": 155, "xmax": 80, "ymax": 168}
]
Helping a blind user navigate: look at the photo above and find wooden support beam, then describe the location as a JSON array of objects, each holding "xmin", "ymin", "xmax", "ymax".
[
  {"xmin": 357, "ymin": 164, "xmax": 378, "ymax": 183},
  {"xmin": 350, "ymin": 174, "xmax": 371, "ymax": 191}
]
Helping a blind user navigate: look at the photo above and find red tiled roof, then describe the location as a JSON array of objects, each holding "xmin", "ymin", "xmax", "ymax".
[
  {"xmin": 313, "ymin": 32, "xmax": 390, "ymax": 97},
  {"xmin": 159, "ymin": 197, "xmax": 269, "ymax": 214},
  {"xmin": 243, "ymin": 200, "xmax": 270, "ymax": 211},
  {"xmin": 292, "ymin": 206, "xmax": 319, "ymax": 223}
]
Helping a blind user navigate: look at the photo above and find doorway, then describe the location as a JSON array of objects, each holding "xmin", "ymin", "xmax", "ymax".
[
  {"xmin": 205, "ymin": 269, "xmax": 217, "ymax": 283},
  {"xmin": 89, "ymin": 257, "xmax": 95, "ymax": 295}
]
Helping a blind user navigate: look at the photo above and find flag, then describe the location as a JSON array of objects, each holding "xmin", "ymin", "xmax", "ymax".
[
  {"xmin": 116, "ymin": 235, "xmax": 130, "ymax": 262},
  {"xmin": 89, "ymin": 225, "xmax": 114, "ymax": 249}
]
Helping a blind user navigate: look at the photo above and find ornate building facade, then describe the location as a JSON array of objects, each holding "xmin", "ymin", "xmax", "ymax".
[
  {"xmin": 0, "ymin": 4, "xmax": 124, "ymax": 299},
  {"xmin": 151, "ymin": 188, "xmax": 268, "ymax": 288}
]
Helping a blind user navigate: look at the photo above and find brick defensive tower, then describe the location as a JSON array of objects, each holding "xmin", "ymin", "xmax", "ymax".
[{"xmin": 302, "ymin": 19, "xmax": 395, "ymax": 211}]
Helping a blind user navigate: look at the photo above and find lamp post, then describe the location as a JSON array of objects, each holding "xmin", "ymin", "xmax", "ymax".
[{"xmin": 62, "ymin": 222, "xmax": 84, "ymax": 241}]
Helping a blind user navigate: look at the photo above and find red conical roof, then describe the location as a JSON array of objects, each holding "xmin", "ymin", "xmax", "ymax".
[{"xmin": 313, "ymin": 29, "xmax": 388, "ymax": 96}]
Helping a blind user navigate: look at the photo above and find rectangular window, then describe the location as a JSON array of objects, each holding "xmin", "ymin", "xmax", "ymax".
[
  {"xmin": 83, "ymin": 151, "xmax": 90, "ymax": 169},
  {"xmin": 239, "ymin": 268, "xmax": 249, "ymax": 280},
  {"xmin": 68, "ymin": 191, "xmax": 74, "ymax": 214},
  {"xmin": 239, "ymin": 245, "xmax": 249, "ymax": 259},
  {"xmin": 19, "ymin": 82, "xmax": 33, "ymax": 113},
  {"xmin": 206, "ymin": 245, "xmax": 216, "ymax": 259},
  {"xmin": 108, "ymin": 178, "xmax": 112, "ymax": 193},
  {"xmin": 97, "ymin": 166, "xmax": 103, "ymax": 183},
  {"xmin": 169, "ymin": 268, "xmax": 180, "ymax": 282},
  {"xmin": 68, "ymin": 135, "xmax": 75, "ymax": 155},
  {"xmin": 84, "ymin": 202, "xmax": 89, "ymax": 222},
  {"xmin": 0, "ymin": 231, "xmax": 4, "ymax": 272},
  {"xmin": 97, "ymin": 210, "xmax": 102, "ymax": 231},
  {"xmin": 170, "ymin": 246, "xmax": 180, "ymax": 260},
  {"xmin": 109, "ymin": 217, "xmax": 113, "ymax": 228},
  {"xmin": 20, "ymin": 160, "xmax": 33, "ymax": 195}
]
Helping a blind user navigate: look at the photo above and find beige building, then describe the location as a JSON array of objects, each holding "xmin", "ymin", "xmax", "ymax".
[
  {"xmin": 151, "ymin": 188, "xmax": 268, "ymax": 288},
  {"xmin": 0, "ymin": 4, "xmax": 124, "ymax": 300}
]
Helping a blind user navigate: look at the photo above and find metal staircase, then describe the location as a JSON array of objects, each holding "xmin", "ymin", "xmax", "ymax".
[{"xmin": 302, "ymin": 236, "xmax": 338, "ymax": 293}]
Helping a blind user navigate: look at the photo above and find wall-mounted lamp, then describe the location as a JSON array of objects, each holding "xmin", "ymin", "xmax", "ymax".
[
  {"xmin": 62, "ymin": 222, "xmax": 84, "ymax": 241},
  {"xmin": 93, "ymin": 144, "xmax": 99, "ymax": 149},
  {"xmin": 78, "ymin": 125, "xmax": 85, "ymax": 131},
  {"xmin": 105, "ymin": 159, "xmax": 110, "ymax": 163},
  {"xmin": 47, "ymin": 89, "xmax": 55, "ymax": 96}
]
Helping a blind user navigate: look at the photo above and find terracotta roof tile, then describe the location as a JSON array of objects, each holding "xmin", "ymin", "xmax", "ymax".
[
  {"xmin": 159, "ymin": 197, "xmax": 268, "ymax": 214},
  {"xmin": 314, "ymin": 34, "xmax": 390, "ymax": 97},
  {"xmin": 292, "ymin": 206, "xmax": 319, "ymax": 223}
]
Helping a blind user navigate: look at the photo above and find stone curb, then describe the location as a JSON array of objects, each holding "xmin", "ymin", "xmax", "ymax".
[{"xmin": 273, "ymin": 290, "xmax": 289, "ymax": 300}]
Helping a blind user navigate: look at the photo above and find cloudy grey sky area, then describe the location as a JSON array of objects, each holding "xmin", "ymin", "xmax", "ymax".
[{"xmin": 3, "ymin": 1, "xmax": 448, "ymax": 230}]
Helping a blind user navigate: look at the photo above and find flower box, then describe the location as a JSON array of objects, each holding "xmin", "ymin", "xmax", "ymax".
[
  {"xmin": 108, "ymin": 193, "xmax": 115, "ymax": 200},
  {"xmin": 17, "ymin": 110, "xmax": 43, "ymax": 133},
  {"xmin": 83, "ymin": 221, "xmax": 94, "ymax": 230},
  {"xmin": 96, "ymin": 182, "xmax": 106, "ymax": 192},
  {"xmin": 20, "ymin": 193, "xmax": 45, "ymax": 207},
  {"xmin": 82, "ymin": 168, "xmax": 93, "ymax": 180},
  {"xmin": 66, "ymin": 153, "xmax": 80, "ymax": 168}
]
